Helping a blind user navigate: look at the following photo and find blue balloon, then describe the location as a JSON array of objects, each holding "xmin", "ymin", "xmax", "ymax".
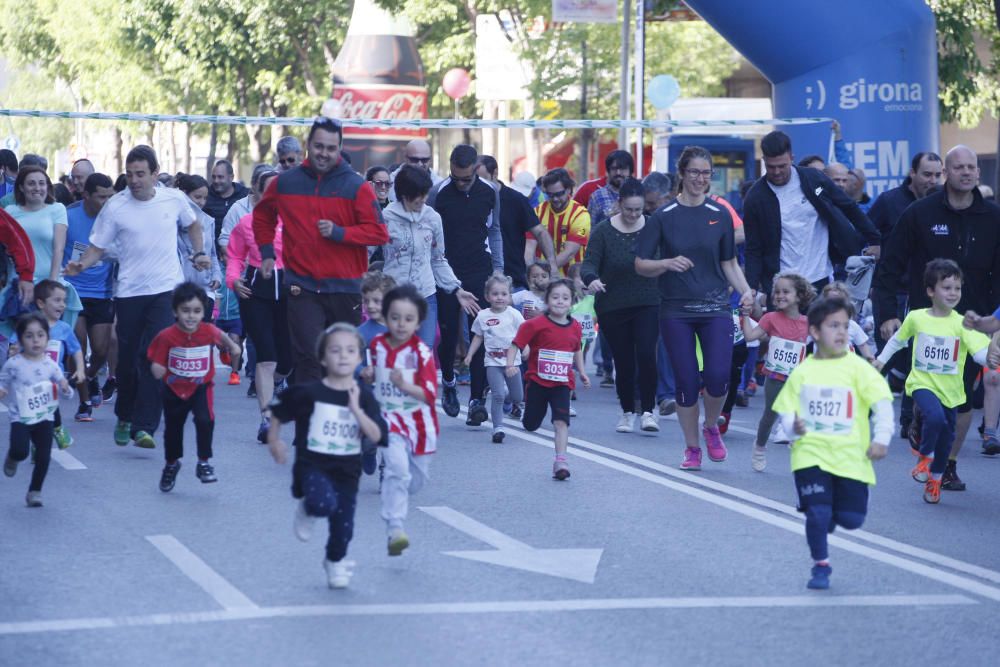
[{"xmin": 648, "ymin": 75, "xmax": 681, "ymax": 110}]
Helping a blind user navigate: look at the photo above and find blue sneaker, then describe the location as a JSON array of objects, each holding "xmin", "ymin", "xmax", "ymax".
[
  {"xmin": 807, "ymin": 564, "xmax": 832, "ymax": 590},
  {"xmin": 362, "ymin": 450, "xmax": 377, "ymax": 475},
  {"xmin": 466, "ymin": 399, "xmax": 488, "ymax": 427}
]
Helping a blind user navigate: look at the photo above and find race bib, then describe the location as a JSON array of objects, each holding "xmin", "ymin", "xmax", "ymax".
[
  {"xmin": 486, "ymin": 348, "xmax": 508, "ymax": 361},
  {"xmin": 799, "ymin": 385, "xmax": 854, "ymax": 435},
  {"xmin": 914, "ymin": 332, "xmax": 960, "ymax": 375},
  {"xmin": 374, "ymin": 367, "xmax": 420, "ymax": 413},
  {"xmin": 537, "ymin": 349, "xmax": 573, "ymax": 383},
  {"xmin": 45, "ymin": 339, "xmax": 62, "ymax": 365},
  {"xmin": 764, "ymin": 337, "xmax": 806, "ymax": 375},
  {"xmin": 69, "ymin": 241, "xmax": 87, "ymax": 264},
  {"xmin": 168, "ymin": 345, "xmax": 211, "ymax": 379},
  {"xmin": 16, "ymin": 380, "xmax": 58, "ymax": 425},
  {"xmin": 306, "ymin": 403, "xmax": 362, "ymax": 456},
  {"xmin": 732, "ymin": 310, "xmax": 744, "ymax": 345},
  {"xmin": 573, "ymin": 313, "xmax": 596, "ymax": 342}
]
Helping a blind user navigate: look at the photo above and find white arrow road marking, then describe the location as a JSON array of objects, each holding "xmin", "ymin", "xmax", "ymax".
[{"xmin": 420, "ymin": 506, "xmax": 603, "ymax": 584}]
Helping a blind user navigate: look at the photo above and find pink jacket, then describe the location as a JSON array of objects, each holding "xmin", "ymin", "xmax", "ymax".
[{"xmin": 226, "ymin": 213, "xmax": 283, "ymax": 289}]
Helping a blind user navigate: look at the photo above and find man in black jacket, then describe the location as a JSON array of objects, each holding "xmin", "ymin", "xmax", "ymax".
[
  {"xmin": 868, "ymin": 151, "xmax": 943, "ymax": 243},
  {"xmin": 874, "ymin": 145, "xmax": 1000, "ymax": 490},
  {"xmin": 743, "ymin": 131, "xmax": 880, "ymax": 296}
]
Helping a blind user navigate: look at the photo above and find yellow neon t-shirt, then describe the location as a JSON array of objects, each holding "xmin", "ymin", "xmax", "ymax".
[{"xmin": 896, "ymin": 309, "xmax": 989, "ymax": 408}]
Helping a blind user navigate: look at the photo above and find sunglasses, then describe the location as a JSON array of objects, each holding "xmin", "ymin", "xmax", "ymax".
[
  {"xmin": 371, "ymin": 179, "xmax": 391, "ymax": 188},
  {"xmin": 408, "ymin": 156, "xmax": 432, "ymax": 165}
]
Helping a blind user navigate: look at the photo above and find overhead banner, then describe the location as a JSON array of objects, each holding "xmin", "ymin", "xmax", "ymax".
[{"xmin": 552, "ymin": 0, "xmax": 618, "ymax": 23}]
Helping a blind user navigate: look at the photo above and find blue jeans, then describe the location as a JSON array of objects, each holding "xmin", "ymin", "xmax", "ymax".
[
  {"xmin": 656, "ymin": 335, "xmax": 676, "ymax": 402},
  {"xmin": 417, "ymin": 293, "xmax": 438, "ymax": 350}
]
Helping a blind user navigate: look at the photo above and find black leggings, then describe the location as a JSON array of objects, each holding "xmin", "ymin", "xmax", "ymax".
[
  {"xmin": 723, "ymin": 343, "xmax": 749, "ymax": 414},
  {"xmin": 240, "ymin": 295, "xmax": 293, "ymax": 377},
  {"xmin": 437, "ymin": 287, "xmax": 487, "ymax": 401},
  {"xmin": 163, "ymin": 384, "xmax": 215, "ymax": 462},
  {"xmin": 8, "ymin": 421, "xmax": 54, "ymax": 492},
  {"xmin": 599, "ymin": 305, "xmax": 658, "ymax": 413}
]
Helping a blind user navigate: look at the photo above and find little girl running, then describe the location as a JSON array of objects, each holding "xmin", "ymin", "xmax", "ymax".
[
  {"xmin": 1, "ymin": 313, "xmax": 74, "ymax": 507},
  {"xmin": 742, "ymin": 272, "xmax": 815, "ymax": 472},
  {"xmin": 268, "ymin": 323, "xmax": 387, "ymax": 589},
  {"xmin": 464, "ymin": 275, "xmax": 525, "ymax": 443},
  {"xmin": 509, "ymin": 278, "xmax": 590, "ymax": 480}
]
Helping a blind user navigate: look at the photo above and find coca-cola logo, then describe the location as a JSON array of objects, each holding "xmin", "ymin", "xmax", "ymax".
[{"xmin": 333, "ymin": 85, "xmax": 428, "ymax": 138}]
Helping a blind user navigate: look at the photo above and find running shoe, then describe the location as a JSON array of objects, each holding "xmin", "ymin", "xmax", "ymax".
[
  {"xmin": 568, "ymin": 406, "xmax": 578, "ymax": 417},
  {"xmin": 510, "ymin": 403, "xmax": 523, "ymax": 420},
  {"xmin": 441, "ymin": 381, "xmax": 460, "ymax": 417},
  {"xmin": 101, "ymin": 377, "xmax": 117, "ymax": 402},
  {"xmin": 4, "ymin": 456, "xmax": 17, "ymax": 477},
  {"xmin": 88, "ymin": 378, "xmax": 103, "ymax": 408},
  {"xmin": 257, "ymin": 418, "xmax": 270, "ymax": 444},
  {"xmin": 324, "ymin": 559, "xmax": 353, "ymax": 589},
  {"xmin": 362, "ymin": 450, "xmax": 377, "ymax": 475},
  {"xmin": 552, "ymin": 458, "xmax": 571, "ymax": 481},
  {"xmin": 25, "ymin": 491, "xmax": 43, "ymax": 508},
  {"xmin": 387, "ymin": 529, "xmax": 410, "ymax": 556},
  {"xmin": 941, "ymin": 460, "xmax": 966, "ymax": 491},
  {"xmin": 466, "ymin": 399, "xmax": 488, "ymax": 427},
  {"xmin": 294, "ymin": 499, "xmax": 316, "ymax": 542},
  {"xmin": 923, "ymin": 478, "xmax": 941, "ymax": 504},
  {"xmin": 616, "ymin": 412, "xmax": 636, "ymax": 433},
  {"xmin": 196, "ymin": 461, "xmax": 217, "ymax": 483},
  {"xmin": 751, "ymin": 446, "xmax": 767, "ymax": 472},
  {"xmin": 492, "ymin": 430, "xmax": 505, "ymax": 444},
  {"xmin": 745, "ymin": 380, "xmax": 758, "ymax": 397},
  {"xmin": 807, "ymin": 564, "xmax": 832, "ymax": 590},
  {"xmin": 680, "ymin": 447, "xmax": 702, "ymax": 471},
  {"xmin": 640, "ymin": 412, "xmax": 659, "ymax": 432},
  {"xmin": 600, "ymin": 374, "xmax": 615, "ymax": 388},
  {"xmin": 911, "ymin": 454, "xmax": 932, "ymax": 483},
  {"xmin": 134, "ymin": 430, "xmax": 156, "ymax": 449},
  {"xmin": 227, "ymin": 371, "xmax": 240, "ymax": 386},
  {"xmin": 159, "ymin": 461, "xmax": 181, "ymax": 492},
  {"xmin": 53, "ymin": 426, "xmax": 73, "ymax": 450},
  {"xmin": 114, "ymin": 420, "xmax": 131, "ymax": 446},
  {"xmin": 658, "ymin": 398, "xmax": 677, "ymax": 416},
  {"xmin": 74, "ymin": 403, "xmax": 94, "ymax": 422},
  {"xmin": 983, "ymin": 436, "xmax": 1000, "ymax": 456},
  {"xmin": 718, "ymin": 412, "xmax": 731, "ymax": 435},
  {"xmin": 734, "ymin": 391, "xmax": 749, "ymax": 408},
  {"xmin": 703, "ymin": 425, "xmax": 728, "ymax": 462},
  {"xmin": 246, "ymin": 379, "xmax": 257, "ymax": 398}
]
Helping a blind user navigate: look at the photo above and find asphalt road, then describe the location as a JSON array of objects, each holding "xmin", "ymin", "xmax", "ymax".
[{"xmin": 2, "ymin": 363, "xmax": 1000, "ymax": 666}]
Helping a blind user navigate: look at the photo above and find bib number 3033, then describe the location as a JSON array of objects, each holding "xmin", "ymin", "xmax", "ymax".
[
  {"xmin": 799, "ymin": 385, "xmax": 854, "ymax": 435},
  {"xmin": 168, "ymin": 345, "xmax": 211, "ymax": 379},
  {"xmin": 914, "ymin": 332, "xmax": 959, "ymax": 375}
]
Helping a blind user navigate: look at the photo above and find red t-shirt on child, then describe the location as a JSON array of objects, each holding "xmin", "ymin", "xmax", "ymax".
[
  {"xmin": 513, "ymin": 315, "xmax": 582, "ymax": 389},
  {"xmin": 147, "ymin": 323, "xmax": 225, "ymax": 399},
  {"xmin": 757, "ymin": 311, "xmax": 809, "ymax": 381}
]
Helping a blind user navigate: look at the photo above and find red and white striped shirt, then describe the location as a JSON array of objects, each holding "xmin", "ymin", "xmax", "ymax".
[{"xmin": 370, "ymin": 333, "xmax": 439, "ymax": 455}]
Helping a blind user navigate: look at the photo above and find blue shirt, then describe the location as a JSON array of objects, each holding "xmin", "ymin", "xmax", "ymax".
[
  {"xmin": 357, "ymin": 319, "xmax": 388, "ymax": 376},
  {"xmin": 18, "ymin": 320, "xmax": 81, "ymax": 371},
  {"xmin": 63, "ymin": 202, "xmax": 113, "ymax": 299}
]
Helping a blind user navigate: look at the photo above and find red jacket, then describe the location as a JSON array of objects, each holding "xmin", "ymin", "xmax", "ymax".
[
  {"xmin": 253, "ymin": 158, "xmax": 388, "ymax": 293},
  {"xmin": 0, "ymin": 208, "xmax": 36, "ymax": 283}
]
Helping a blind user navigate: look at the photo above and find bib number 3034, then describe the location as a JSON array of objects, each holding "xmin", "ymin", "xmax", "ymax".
[
  {"xmin": 764, "ymin": 337, "xmax": 805, "ymax": 375},
  {"xmin": 914, "ymin": 333, "xmax": 959, "ymax": 375},
  {"xmin": 799, "ymin": 385, "xmax": 854, "ymax": 435},
  {"xmin": 537, "ymin": 349, "xmax": 573, "ymax": 383}
]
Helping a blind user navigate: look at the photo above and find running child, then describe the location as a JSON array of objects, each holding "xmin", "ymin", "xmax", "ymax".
[
  {"xmin": 268, "ymin": 323, "xmax": 387, "ymax": 589},
  {"xmin": 509, "ymin": 278, "xmax": 590, "ymax": 480},
  {"xmin": 773, "ymin": 296, "xmax": 893, "ymax": 590},
  {"xmin": 358, "ymin": 270, "xmax": 395, "ymax": 476},
  {"xmin": 513, "ymin": 261, "xmax": 550, "ymax": 319},
  {"xmin": 31, "ymin": 280, "xmax": 85, "ymax": 449},
  {"xmin": 363, "ymin": 284, "xmax": 439, "ymax": 556},
  {"xmin": 148, "ymin": 282, "xmax": 242, "ymax": 492},
  {"xmin": 742, "ymin": 272, "xmax": 814, "ymax": 472},
  {"xmin": 464, "ymin": 275, "xmax": 525, "ymax": 443},
  {"xmin": 818, "ymin": 282, "xmax": 875, "ymax": 362},
  {"xmin": 876, "ymin": 259, "xmax": 989, "ymax": 503},
  {"xmin": 1, "ymin": 313, "xmax": 75, "ymax": 507}
]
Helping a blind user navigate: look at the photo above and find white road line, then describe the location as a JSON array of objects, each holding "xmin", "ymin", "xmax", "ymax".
[
  {"xmin": 145, "ymin": 535, "xmax": 258, "ymax": 610},
  {"xmin": 50, "ymin": 447, "xmax": 86, "ymax": 470},
  {"xmin": 0, "ymin": 594, "xmax": 974, "ymax": 636},
  {"xmin": 487, "ymin": 410, "xmax": 1000, "ymax": 587}
]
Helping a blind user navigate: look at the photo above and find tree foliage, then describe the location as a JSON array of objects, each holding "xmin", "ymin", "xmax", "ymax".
[{"xmin": 930, "ymin": 0, "xmax": 1000, "ymax": 127}]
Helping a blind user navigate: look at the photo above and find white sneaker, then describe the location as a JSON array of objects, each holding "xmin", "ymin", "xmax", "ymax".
[
  {"xmin": 752, "ymin": 446, "xmax": 767, "ymax": 472},
  {"xmin": 324, "ymin": 559, "xmax": 354, "ymax": 589},
  {"xmin": 569, "ymin": 406, "xmax": 578, "ymax": 417},
  {"xmin": 616, "ymin": 412, "xmax": 636, "ymax": 433},
  {"xmin": 640, "ymin": 412, "xmax": 659, "ymax": 432},
  {"xmin": 770, "ymin": 423, "xmax": 790, "ymax": 444},
  {"xmin": 294, "ymin": 499, "xmax": 317, "ymax": 542}
]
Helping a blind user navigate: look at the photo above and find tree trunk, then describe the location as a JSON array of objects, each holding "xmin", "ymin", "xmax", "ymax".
[
  {"xmin": 226, "ymin": 125, "xmax": 237, "ymax": 167},
  {"xmin": 206, "ymin": 123, "xmax": 218, "ymax": 178},
  {"xmin": 113, "ymin": 127, "xmax": 123, "ymax": 175}
]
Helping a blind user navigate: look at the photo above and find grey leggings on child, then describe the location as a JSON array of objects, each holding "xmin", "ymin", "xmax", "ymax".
[
  {"xmin": 486, "ymin": 366, "xmax": 524, "ymax": 430},
  {"xmin": 755, "ymin": 376, "xmax": 786, "ymax": 447}
]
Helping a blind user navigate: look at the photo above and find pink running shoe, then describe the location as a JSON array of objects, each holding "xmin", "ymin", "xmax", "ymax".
[
  {"xmin": 703, "ymin": 425, "xmax": 728, "ymax": 462},
  {"xmin": 680, "ymin": 446, "xmax": 702, "ymax": 471}
]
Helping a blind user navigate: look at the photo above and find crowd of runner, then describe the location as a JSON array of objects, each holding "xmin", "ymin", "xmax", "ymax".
[{"xmin": 1, "ymin": 115, "xmax": 997, "ymax": 592}]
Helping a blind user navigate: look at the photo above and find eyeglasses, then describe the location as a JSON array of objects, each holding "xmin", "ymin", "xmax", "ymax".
[
  {"xmin": 407, "ymin": 156, "xmax": 432, "ymax": 165},
  {"xmin": 685, "ymin": 169, "xmax": 714, "ymax": 179},
  {"xmin": 278, "ymin": 156, "xmax": 298, "ymax": 166},
  {"xmin": 371, "ymin": 180, "xmax": 391, "ymax": 188},
  {"xmin": 544, "ymin": 189, "xmax": 568, "ymax": 198}
]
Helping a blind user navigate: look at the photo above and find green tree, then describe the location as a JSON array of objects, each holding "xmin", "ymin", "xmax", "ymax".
[
  {"xmin": 931, "ymin": 0, "xmax": 1000, "ymax": 127},
  {"xmin": 0, "ymin": 69, "xmax": 75, "ymax": 161}
]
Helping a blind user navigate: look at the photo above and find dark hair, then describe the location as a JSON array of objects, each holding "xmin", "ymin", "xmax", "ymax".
[
  {"xmin": 13, "ymin": 165, "xmax": 54, "ymax": 206},
  {"xmin": 381, "ymin": 284, "xmax": 428, "ymax": 324},
  {"xmin": 676, "ymin": 145, "xmax": 713, "ymax": 179},
  {"xmin": 544, "ymin": 277, "xmax": 577, "ymax": 304},
  {"xmin": 365, "ymin": 165, "xmax": 390, "ymax": 181},
  {"xmin": 172, "ymin": 281, "xmax": 209, "ymax": 312},
  {"xmin": 125, "ymin": 145, "xmax": 159, "ymax": 172},
  {"xmin": 53, "ymin": 183, "xmax": 74, "ymax": 207},
  {"xmin": 258, "ymin": 171, "xmax": 279, "ymax": 194},
  {"xmin": 760, "ymin": 131, "xmax": 792, "ymax": 158},
  {"xmin": 618, "ymin": 177, "xmax": 644, "ymax": 201},
  {"xmin": 361, "ymin": 270, "xmax": 397, "ymax": 295},
  {"xmin": 449, "ymin": 144, "xmax": 478, "ymax": 169},
  {"xmin": 924, "ymin": 258, "xmax": 963, "ymax": 290},
  {"xmin": 605, "ymin": 149, "xmax": 634, "ymax": 173},
  {"xmin": 642, "ymin": 171, "xmax": 673, "ymax": 197},
  {"xmin": 316, "ymin": 322, "xmax": 366, "ymax": 364},
  {"xmin": 213, "ymin": 159, "xmax": 234, "ymax": 176},
  {"xmin": 394, "ymin": 163, "xmax": 433, "ymax": 202},
  {"xmin": 19, "ymin": 153, "xmax": 47, "ymax": 170},
  {"xmin": 176, "ymin": 173, "xmax": 209, "ymax": 194},
  {"xmin": 308, "ymin": 116, "xmax": 343, "ymax": 144},
  {"xmin": 911, "ymin": 151, "xmax": 943, "ymax": 172},
  {"xmin": 15, "ymin": 312, "xmax": 49, "ymax": 341},
  {"xmin": 33, "ymin": 279, "xmax": 67, "ymax": 304},
  {"xmin": 477, "ymin": 155, "xmax": 498, "ymax": 178},
  {"xmin": 807, "ymin": 296, "xmax": 855, "ymax": 330},
  {"xmin": 250, "ymin": 163, "xmax": 276, "ymax": 189},
  {"xmin": 84, "ymin": 173, "xmax": 113, "ymax": 194},
  {"xmin": 527, "ymin": 261, "xmax": 551, "ymax": 280},
  {"xmin": 158, "ymin": 173, "xmax": 175, "ymax": 188},
  {"xmin": 0, "ymin": 149, "xmax": 17, "ymax": 172},
  {"xmin": 798, "ymin": 154, "xmax": 825, "ymax": 168},
  {"xmin": 113, "ymin": 174, "xmax": 127, "ymax": 192},
  {"xmin": 773, "ymin": 271, "xmax": 815, "ymax": 312},
  {"xmin": 540, "ymin": 168, "xmax": 574, "ymax": 191}
]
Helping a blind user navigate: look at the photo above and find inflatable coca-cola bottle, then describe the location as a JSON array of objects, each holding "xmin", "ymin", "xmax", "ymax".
[{"xmin": 331, "ymin": 0, "xmax": 429, "ymax": 171}]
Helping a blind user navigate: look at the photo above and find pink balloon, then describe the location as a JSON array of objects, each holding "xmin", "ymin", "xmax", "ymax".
[{"xmin": 442, "ymin": 68, "xmax": 472, "ymax": 100}]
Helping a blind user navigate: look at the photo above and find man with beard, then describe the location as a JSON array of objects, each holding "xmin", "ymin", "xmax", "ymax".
[
  {"xmin": 203, "ymin": 159, "xmax": 250, "ymax": 250},
  {"xmin": 587, "ymin": 150, "xmax": 635, "ymax": 226}
]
